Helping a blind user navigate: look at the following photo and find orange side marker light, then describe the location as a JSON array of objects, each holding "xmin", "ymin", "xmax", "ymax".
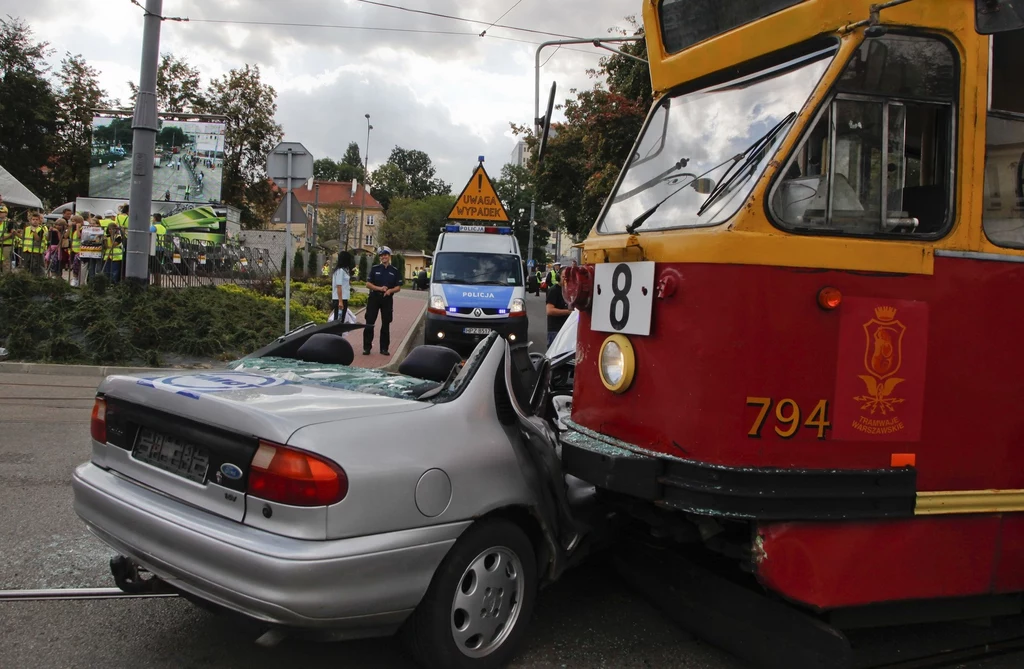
[
  {"xmin": 891, "ymin": 453, "xmax": 916, "ymax": 468},
  {"xmin": 817, "ymin": 286, "xmax": 842, "ymax": 310}
]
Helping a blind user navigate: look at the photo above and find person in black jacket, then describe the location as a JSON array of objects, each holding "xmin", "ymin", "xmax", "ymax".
[{"xmin": 363, "ymin": 246, "xmax": 403, "ymax": 356}]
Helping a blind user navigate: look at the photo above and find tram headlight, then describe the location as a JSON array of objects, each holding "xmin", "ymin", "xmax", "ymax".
[{"xmin": 599, "ymin": 334, "xmax": 635, "ymax": 394}]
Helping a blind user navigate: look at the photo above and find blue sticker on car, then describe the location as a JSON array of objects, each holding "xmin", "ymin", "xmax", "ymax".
[{"xmin": 145, "ymin": 372, "xmax": 290, "ymax": 397}]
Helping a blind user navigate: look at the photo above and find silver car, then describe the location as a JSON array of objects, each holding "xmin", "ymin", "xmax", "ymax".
[{"xmin": 73, "ymin": 326, "xmax": 589, "ymax": 669}]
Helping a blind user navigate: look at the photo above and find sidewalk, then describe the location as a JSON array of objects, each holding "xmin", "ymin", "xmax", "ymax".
[{"xmin": 351, "ymin": 290, "xmax": 427, "ymax": 369}]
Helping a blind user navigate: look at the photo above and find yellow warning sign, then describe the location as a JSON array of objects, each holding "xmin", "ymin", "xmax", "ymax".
[{"xmin": 447, "ymin": 164, "xmax": 509, "ymax": 222}]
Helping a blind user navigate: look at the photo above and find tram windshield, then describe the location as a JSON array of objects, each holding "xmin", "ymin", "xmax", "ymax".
[{"xmin": 598, "ymin": 44, "xmax": 835, "ymax": 234}]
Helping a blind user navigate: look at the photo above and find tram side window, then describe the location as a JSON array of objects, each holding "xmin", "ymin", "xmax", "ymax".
[
  {"xmin": 982, "ymin": 34, "xmax": 1024, "ymax": 249},
  {"xmin": 771, "ymin": 35, "xmax": 956, "ymax": 237}
]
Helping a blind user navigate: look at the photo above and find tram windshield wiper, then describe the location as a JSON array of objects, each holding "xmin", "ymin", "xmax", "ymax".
[
  {"xmin": 696, "ymin": 111, "xmax": 797, "ymax": 218},
  {"xmin": 625, "ymin": 157, "xmax": 734, "ymax": 235}
]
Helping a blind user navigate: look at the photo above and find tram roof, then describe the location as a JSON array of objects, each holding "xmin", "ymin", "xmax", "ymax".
[{"xmin": 643, "ymin": 0, "xmax": 977, "ymax": 97}]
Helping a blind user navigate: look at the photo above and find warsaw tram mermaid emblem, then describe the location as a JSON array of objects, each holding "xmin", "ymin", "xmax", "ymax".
[{"xmin": 855, "ymin": 306, "xmax": 906, "ymax": 417}]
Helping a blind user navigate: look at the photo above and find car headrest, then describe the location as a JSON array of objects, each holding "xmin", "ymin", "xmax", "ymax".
[
  {"xmin": 295, "ymin": 333, "xmax": 355, "ymax": 366},
  {"xmin": 399, "ymin": 345, "xmax": 463, "ymax": 383}
]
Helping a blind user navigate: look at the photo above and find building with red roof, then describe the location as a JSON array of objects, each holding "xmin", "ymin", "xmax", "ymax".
[{"xmin": 269, "ymin": 179, "xmax": 384, "ymax": 254}]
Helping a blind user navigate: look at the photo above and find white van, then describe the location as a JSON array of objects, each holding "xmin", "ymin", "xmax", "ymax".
[{"xmin": 426, "ymin": 224, "xmax": 528, "ymax": 349}]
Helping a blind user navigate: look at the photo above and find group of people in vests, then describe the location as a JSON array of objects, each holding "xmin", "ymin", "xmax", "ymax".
[{"xmin": 0, "ymin": 197, "xmax": 128, "ymax": 284}]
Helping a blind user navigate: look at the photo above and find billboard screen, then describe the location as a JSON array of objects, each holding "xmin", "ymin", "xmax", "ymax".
[{"xmin": 89, "ymin": 115, "xmax": 227, "ymax": 204}]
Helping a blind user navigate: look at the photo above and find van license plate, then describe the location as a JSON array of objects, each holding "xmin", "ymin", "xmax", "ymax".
[
  {"xmin": 463, "ymin": 327, "xmax": 492, "ymax": 335},
  {"xmin": 132, "ymin": 428, "xmax": 210, "ymax": 484}
]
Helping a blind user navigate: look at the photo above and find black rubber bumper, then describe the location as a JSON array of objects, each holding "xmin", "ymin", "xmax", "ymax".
[
  {"xmin": 424, "ymin": 312, "xmax": 528, "ymax": 348},
  {"xmin": 559, "ymin": 424, "xmax": 917, "ymax": 521}
]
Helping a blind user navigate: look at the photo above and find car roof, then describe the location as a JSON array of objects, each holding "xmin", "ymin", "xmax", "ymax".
[{"xmin": 435, "ymin": 232, "xmax": 520, "ymax": 255}]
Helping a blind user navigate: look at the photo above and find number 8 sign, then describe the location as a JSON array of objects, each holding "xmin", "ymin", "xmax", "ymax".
[{"xmin": 591, "ymin": 261, "xmax": 656, "ymax": 336}]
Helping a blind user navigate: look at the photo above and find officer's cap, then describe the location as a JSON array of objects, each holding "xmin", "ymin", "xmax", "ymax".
[{"xmin": 378, "ymin": 246, "xmax": 393, "ymax": 256}]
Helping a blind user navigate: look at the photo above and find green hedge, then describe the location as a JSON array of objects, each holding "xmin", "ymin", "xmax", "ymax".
[{"xmin": 0, "ymin": 274, "xmax": 328, "ymax": 366}]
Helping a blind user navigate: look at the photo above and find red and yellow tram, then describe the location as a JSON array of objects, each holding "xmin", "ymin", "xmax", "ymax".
[{"xmin": 559, "ymin": 0, "xmax": 1024, "ymax": 642}]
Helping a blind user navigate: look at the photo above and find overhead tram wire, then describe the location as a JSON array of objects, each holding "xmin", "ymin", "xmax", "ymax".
[
  {"xmin": 355, "ymin": 0, "xmax": 582, "ymax": 40},
  {"xmin": 128, "ymin": 0, "xmax": 603, "ymax": 55},
  {"xmin": 480, "ymin": 0, "xmax": 526, "ymax": 36}
]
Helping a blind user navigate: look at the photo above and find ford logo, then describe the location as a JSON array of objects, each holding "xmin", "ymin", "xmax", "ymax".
[
  {"xmin": 462, "ymin": 292, "xmax": 495, "ymax": 299},
  {"xmin": 220, "ymin": 463, "xmax": 243, "ymax": 480}
]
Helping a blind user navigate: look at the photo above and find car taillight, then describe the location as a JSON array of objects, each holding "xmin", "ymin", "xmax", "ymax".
[
  {"xmin": 91, "ymin": 398, "xmax": 107, "ymax": 443},
  {"xmin": 247, "ymin": 440, "xmax": 348, "ymax": 507}
]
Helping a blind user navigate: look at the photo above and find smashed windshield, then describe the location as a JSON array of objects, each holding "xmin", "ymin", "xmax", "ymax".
[
  {"xmin": 598, "ymin": 44, "xmax": 836, "ymax": 234},
  {"xmin": 433, "ymin": 252, "xmax": 523, "ymax": 286}
]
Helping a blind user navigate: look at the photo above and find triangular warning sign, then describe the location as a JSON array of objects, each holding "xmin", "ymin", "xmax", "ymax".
[{"xmin": 447, "ymin": 164, "xmax": 509, "ymax": 223}]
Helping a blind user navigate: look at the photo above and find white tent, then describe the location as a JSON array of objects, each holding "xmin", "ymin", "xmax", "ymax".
[{"xmin": 0, "ymin": 163, "xmax": 43, "ymax": 208}]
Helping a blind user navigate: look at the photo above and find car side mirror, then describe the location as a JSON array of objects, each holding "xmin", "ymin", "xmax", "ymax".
[{"xmin": 976, "ymin": 0, "xmax": 1024, "ymax": 33}]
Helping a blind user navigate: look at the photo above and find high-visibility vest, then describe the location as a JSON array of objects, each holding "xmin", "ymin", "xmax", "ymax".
[
  {"xmin": 115, "ymin": 214, "xmax": 129, "ymax": 227},
  {"xmin": 70, "ymin": 227, "xmax": 82, "ymax": 253},
  {"xmin": 99, "ymin": 218, "xmax": 114, "ymax": 229},
  {"xmin": 0, "ymin": 220, "xmax": 9, "ymax": 246},
  {"xmin": 548, "ymin": 269, "xmax": 560, "ymax": 287},
  {"xmin": 23, "ymin": 226, "xmax": 43, "ymax": 253},
  {"xmin": 104, "ymin": 236, "xmax": 124, "ymax": 262}
]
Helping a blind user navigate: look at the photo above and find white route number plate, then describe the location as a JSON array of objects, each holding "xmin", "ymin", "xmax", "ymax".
[{"xmin": 590, "ymin": 261, "xmax": 655, "ymax": 336}]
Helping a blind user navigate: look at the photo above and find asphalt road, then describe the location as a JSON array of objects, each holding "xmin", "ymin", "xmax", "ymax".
[{"xmin": 1, "ymin": 372, "xmax": 1023, "ymax": 668}]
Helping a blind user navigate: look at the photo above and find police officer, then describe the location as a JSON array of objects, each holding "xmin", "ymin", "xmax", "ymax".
[{"xmin": 363, "ymin": 246, "xmax": 402, "ymax": 356}]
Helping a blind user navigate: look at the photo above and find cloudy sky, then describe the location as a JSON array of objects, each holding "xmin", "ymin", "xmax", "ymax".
[{"xmin": 2, "ymin": 0, "xmax": 642, "ymax": 188}]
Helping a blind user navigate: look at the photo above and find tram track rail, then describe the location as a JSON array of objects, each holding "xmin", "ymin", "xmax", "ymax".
[{"xmin": 0, "ymin": 587, "xmax": 178, "ymax": 602}]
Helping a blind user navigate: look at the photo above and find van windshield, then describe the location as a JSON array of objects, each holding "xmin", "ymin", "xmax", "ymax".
[{"xmin": 433, "ymin": 252, "xmax": 523, "ymax": 286}]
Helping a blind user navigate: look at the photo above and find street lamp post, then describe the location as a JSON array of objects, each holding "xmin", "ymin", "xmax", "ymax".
[{"xmin": 357, "ymin": 114, "xmax": 373, "ymax": 253}]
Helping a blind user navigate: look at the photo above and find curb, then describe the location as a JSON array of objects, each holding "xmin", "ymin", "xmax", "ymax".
[
  {"xmin": 382, "ymin": 302, "xmax": 428, "ymax": 373},
  {"xmin": 0, "ymin": 362, "xmax": 167, "ymax": 378}
]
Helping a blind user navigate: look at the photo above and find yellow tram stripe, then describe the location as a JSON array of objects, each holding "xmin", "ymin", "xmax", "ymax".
[{"xmin": 915, "ymin": 490, "xmax": 1024, "ymax": 515}]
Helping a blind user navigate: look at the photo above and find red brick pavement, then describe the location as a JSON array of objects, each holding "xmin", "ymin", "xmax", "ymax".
[{"xmin": 350, "ymin": 291, "xmax": 426, "ymax": 369}]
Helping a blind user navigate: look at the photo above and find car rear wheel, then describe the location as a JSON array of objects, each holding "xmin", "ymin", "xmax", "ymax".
[{"xmin": 403, "ymin": 518, "xmax": 537, "ymax": 669}]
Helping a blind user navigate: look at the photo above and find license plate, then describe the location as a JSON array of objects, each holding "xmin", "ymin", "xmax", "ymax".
[
  {"xmin": 463, "ymin": 327, "xmax": 492, "ymax": 335},
  {"xmin": 132, "ymin": 428, "xmax": 210, "ymax": 484}
]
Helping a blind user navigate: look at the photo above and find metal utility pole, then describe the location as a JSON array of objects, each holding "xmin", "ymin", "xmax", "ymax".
[
  {"xmin": 339, "ymin": 208, "xmax": 347, "ymax": 252},
  {"xmin": 526, "ymin": 36, "xmax": 645, "ymax": 265},
  {"xmin": 357, "ymin": 114, "xmax": 373, "ymax": 252},
  {"xmin": 311, "ymin": 183, "xmax": 320, "ymax": 271},
  {"xmin": 126, "ymin": 0, "xmax": 164, "ymax": 284}
]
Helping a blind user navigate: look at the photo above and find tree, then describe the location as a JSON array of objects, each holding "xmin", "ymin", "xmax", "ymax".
[
  {"xmin": 494, "ymin": 163, "xmax": 549, "ymax": 264},
  {"xmin": 380, "ymin": 195, "xmax": 456, "ymax": 253},
  {"xmin": 314, "ymin": 158, "xmax": 342, "ymax": 181},
  {"xmin": 370, "ymin": 147, "xmax": 449, "ymax": 212},
  {"xmin": 314, "ymin": 151, "xmax": 365, "ymax": 184},
  {"xmin": 293, "ymin": 248, "xmax": 305, "ymax": 276},
  {"xmin": 368, "ymin": 162, "xmax": 408, "ymax": 213},
  {"xmin": 517, "ymin": 18, "xmax": 650, "ymax": 241},
  {"xmin": 358, "ymin": 254, "xmax": 370, "ymax": 281},
  {"xmin": 342, "ymin": 142, "xmax": 363, "ymax": 170},
  {"xmin": 129, "ymin": 53, "xmax": 205, "ymax": 113},
  {"xmin": 199, "ymin": 65, "xmax": 283, "ymax": 228},
  {"xmin": 51, "ymin": 52, "xmax": 110, "ymax": 203},
  {"xmin": 0, "ymin": 17, "xmax": 57, "ymax": 204},
  {"xmin": 156, "ymin": 125, "xmax": 188, "ymax": 150}
]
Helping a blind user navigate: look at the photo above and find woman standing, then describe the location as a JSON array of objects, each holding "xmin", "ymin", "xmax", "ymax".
[{"xmin": 331, "ymin": 250, "xmax": 354, "ymax": 322}]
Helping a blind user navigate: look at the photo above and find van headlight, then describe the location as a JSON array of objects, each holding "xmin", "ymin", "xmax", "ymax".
[
  {"xmin": 431, "ymin": 295, "xmax": 446, "ymax": 310},
  {"xmin": 599, "ymin": 334, "xmax": 635, "ymax": 394},
  {"xmin": 510, "ymin": 298, "xmax": 525, "ymax": 313}
]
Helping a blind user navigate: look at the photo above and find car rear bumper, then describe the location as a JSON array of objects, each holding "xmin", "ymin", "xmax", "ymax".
[
  {"xmin": 73, "ymin": 462, "xmax": 469, "ymax": 637},
  {"xmin": 425, "ymin": 312, "xmax": 528, "ymax": 347}
]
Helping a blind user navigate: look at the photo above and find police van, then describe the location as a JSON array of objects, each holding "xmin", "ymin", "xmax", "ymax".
[{"xmin": 426, "ymin": 224, "xmax": 528, "ymax": 349}]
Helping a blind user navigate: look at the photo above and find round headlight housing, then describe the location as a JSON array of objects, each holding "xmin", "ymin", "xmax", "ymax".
[{"xmin": 598, "ymin": 334, "xmax": 635, "ymax": 394}]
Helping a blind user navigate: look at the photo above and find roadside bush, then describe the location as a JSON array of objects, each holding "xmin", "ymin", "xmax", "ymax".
[{"xmin": 0, "ymin": 273, "xmax": 329, "ymax": 366}]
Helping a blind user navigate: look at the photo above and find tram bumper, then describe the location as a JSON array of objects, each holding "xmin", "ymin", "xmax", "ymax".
[
  {"xmin": 559, "ymin": 422, "xmax": 918, "ymax": 521},
  {"xmin": 72, "ymin": 462, "xmax": 466, "ymax": 637}
]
